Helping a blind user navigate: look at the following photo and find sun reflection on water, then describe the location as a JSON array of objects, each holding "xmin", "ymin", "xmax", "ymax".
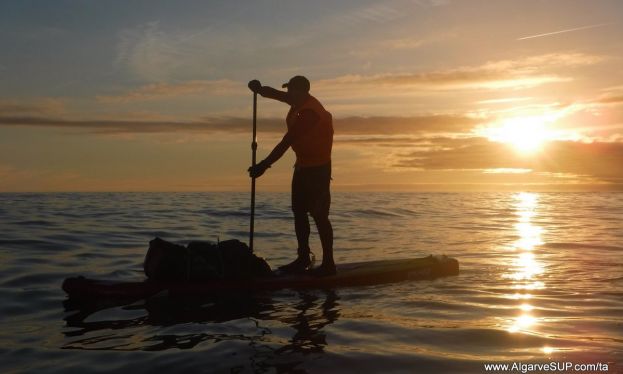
[{"xmin": 506, "ymin": 192, "xmax": 547, "ymax": 338}]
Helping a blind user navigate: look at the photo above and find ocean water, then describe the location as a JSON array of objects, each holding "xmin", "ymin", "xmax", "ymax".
[{"xmin": 0, "ymin": 192, "xmax": 621, "ymax": 373}]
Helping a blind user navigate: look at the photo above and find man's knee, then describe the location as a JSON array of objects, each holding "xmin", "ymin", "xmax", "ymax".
[
  {"xmin": 293, "ymin": 208, "xmax": 309, "ymax": 222},
  {"xmin": 310, "ymin": 210, "xmax": 329, "ymax": 224}
]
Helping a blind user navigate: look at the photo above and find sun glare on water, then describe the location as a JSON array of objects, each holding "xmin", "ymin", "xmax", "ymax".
[{"xmin": 483, "ymin": 115, "xmax": 555, "ymax": 154}]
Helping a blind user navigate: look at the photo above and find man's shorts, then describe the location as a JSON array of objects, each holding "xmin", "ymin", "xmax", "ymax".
[{"xmin": 291, "ymin": 162, "xmax": 331, "ymax": 218}]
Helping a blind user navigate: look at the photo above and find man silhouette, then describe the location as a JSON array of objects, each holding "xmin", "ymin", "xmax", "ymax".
[{"xmin": 248, "ymin": 76, "xmax": 335, "ymax": 276}]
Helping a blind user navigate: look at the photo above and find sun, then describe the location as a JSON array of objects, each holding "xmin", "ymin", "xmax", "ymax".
[{"xmin": 482, "ymin": 115, "xmax": 553, "ymax": 154}]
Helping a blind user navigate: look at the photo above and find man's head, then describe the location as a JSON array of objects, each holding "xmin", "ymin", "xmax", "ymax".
[
  {"xmin": 282, "ymin": 75, "xmax": 310, "ymax": 93},
  {"xmin": 282, "ymin": 76, "xmax": 310, "ymax": 106}
]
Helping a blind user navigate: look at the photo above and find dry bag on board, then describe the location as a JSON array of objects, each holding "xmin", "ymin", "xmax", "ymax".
[{"xmin": 143, "ymin": 237, "xmax": 272, "ymax": 281}]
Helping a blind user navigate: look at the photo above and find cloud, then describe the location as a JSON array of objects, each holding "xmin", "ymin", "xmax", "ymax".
[
  {"xmin": 348, "ymin": 31, "xmax": 458, "ymax": 59},
  {"xmin": 0, "ymin": 98, "xmax": 67, "ymax": 116},
  {"xmin": 480, "ymin": 52, "xmax": 604, "ymax": 70},
  {"xmin": 316, "ymin": 72, "xmax": 562, "ymax": 94},
  {"xmin": 315, "ymin": 53, "xmax": 601, "ymax": 98},
  {"xmin": 335, "ymin": 115, "xmax": 479, "ymax": 135},
  {"xmin": 101, "ymin": 51, "xmax": 602, "ymax": 111},
  {"xmin": 595, "ymin": 95, "xmax": 623, "ymax": 105},
  {"xmin": 0, "ymin": 114, "xmax": 480, "ymax": 136},
  {"xmin": 335, "ymin": 136, "xmax": 431, "ymax": 146},
  {"xmin": 476, "ymin": 97, "xmax": 533, "ymax": 105},
  {"xmin": 97, "ymin": 79, "xmax": 243, "ymax": 103},
  {"xmin": 115, "ymin": 21, "xmax": 183, "ymax": 81},
  {"xmin": 332, "ymin": 3, "xmax": 404, "ymax": 27},
  {"xmin": 394, "ymin": 137, "xmax": 623, "ymax": 182},
  {"xmin": 0, "ymin": 115, "xmax": 264, "ymax": 134},
  {"xmin": 413, "ymin": 0, "xmax": 451, "ymax": 7}
]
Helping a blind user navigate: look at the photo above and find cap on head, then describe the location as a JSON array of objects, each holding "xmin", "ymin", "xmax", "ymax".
[{"xmin": 282, "ymin": 75, "xmax": 310, "ymax": 93}]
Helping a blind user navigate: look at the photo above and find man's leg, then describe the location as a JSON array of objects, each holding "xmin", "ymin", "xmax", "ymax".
[
  {"xmin": 308, "ymin": 163, "xmax": 335, "ymax": 276},
  {"xmin": 312, "ymin": 214, "xmax": 334, "ymax": 266},
  {"xmin": 279, "ymin": 169, "xmax": 313, "ymax": 273},
  {"xmin": 294, "ymin": 210, "xmax": 311, "ymax": 251}
]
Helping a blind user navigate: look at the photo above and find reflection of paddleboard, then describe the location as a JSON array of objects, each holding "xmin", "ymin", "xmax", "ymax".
[{"xmin": 62, "ymin": 255, "xmax": 459, "ymax": 300}]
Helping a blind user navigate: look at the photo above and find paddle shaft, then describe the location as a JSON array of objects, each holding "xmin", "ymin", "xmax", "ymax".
[{"xmin": 249, "ymin": 92, "xmax": 257, "ymax": 252}]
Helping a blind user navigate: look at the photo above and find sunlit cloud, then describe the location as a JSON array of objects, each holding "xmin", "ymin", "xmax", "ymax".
[
  {"xmin": 394, "ymin": 137, "xmax": 623, "ymax": 184},
  {"xmin": 480, "ymin": 52, "xmax": 604, "ymax": 70},
  {"xmin": 542, "ymin": 346, "xmax": 555, "ymax": 355},
  {"xmin": 601, "ymin": 85, "xmax": 623, "ymax": 93},
  {"xmin": 477, "ymin": 97, "xmax": 533, "ymax": 105},
  {"xmin": 314, "ymin": 53, "xmax": 602, "ymax": 100},
  {"xmin": 483, "ymin": 168, "xmax": 532, "ymax": 174},
  {"xmin": 316, "ymin": 72, "xmax": 567, "ymax": 96},
  {"xmin": 594, "ymin": 95, "xmax": 623, "ymax": 106}
]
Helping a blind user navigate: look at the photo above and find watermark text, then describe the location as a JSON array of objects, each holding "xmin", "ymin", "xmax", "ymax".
[{"xmin": 483, "ymin": 362, "xmax": 609, "ymax": 373}]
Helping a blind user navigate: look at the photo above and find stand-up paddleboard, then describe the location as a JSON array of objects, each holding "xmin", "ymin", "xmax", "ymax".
[{"xmin": 62, "ymin": 255, "xmax": 458, "ymax": 300}]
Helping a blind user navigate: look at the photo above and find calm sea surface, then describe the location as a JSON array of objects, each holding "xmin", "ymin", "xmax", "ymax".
[{"xmin": 0, "ymin": 192, "xmax": 621, "ymax": 373}]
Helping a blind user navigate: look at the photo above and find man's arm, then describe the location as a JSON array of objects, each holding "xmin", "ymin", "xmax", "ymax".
[
  {"xmin": 263, "ymin": 132, "xmax": 293, "ymax": 166},
  {"xmin": 258, "ymin": 86, "xmax": 291, "ymax": 104},
  {"xmin": 248, "ymin": 133, "xmax": 293, "ymax": 178},
  {"xmin": 248, "ymin": 80, "xmax": 292, "ymax": 105}
]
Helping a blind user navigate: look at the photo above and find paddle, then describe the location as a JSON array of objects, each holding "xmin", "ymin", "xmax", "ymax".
[{"xmin": 249, "ymin": 92, "xmax": 257, "ymax": 252}]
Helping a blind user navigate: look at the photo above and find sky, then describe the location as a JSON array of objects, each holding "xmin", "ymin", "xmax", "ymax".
[{"xmin": 1, "ymin": 0, "xmax": 623, "ymax": 192}]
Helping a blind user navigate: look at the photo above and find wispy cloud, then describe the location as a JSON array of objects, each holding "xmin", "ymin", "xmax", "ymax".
[
  {"xmin": 102, "ymin": 51, "xmax": 603, "ymax": 108},
  {"xmin": 413, "ymin": 0, "xmax": 451, "ymax": 7},
  {"xmin": 348, "ymin": 31, "xmax": 458, "ymax": 58},
  {"xmin": 517, "ymin": 23, "xmax": 613, "ymax": 41},
  {"xmin": 115, "ymin": 21, "xmax": 183, "ymax": 81},
  {"xmin": 480, "ymin": 53, "xmax": 604, "ymax": 70},
  {"xmin": 315, "ymin": 53, "xmax": 601, "ymax": 98},
  {"xmin": 332, "ymin": 3, "xmax": 405, "ymax": 27}
]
